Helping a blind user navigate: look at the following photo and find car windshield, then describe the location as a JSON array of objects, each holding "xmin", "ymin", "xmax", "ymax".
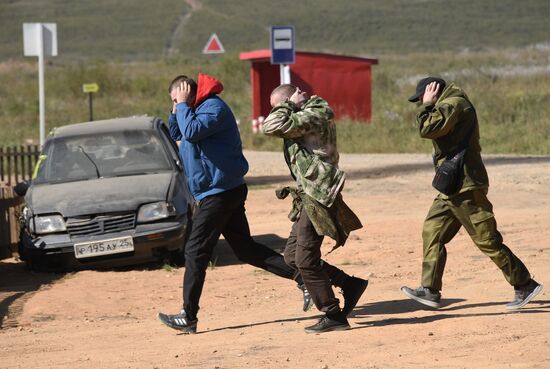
[{"xmin": 33, "ymin": 130, "xmax": 173, "ymax": 184}]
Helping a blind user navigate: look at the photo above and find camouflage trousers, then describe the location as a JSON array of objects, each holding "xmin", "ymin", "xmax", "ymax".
[{"xmin": 421, "ymin": 189, "xmax": 531, "ymax": 291}]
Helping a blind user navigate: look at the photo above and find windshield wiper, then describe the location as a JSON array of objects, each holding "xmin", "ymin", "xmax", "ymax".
[
  {"xmin": 111, "ymin": 171, "xmax": 161, "ymax": 177},
  {"xmin": 78, "ymin": 146, "xmax": 101, "ymax": 178},
  {"xmin": 47, "ymin": 177, "xmax": 93, "ymax": 184}
]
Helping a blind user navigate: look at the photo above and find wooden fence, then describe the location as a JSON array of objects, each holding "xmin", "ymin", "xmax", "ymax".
[
  {"xmin": 0, "ymin": 145, "xmax": 41, "ymax": 187},
  {"xmin": 0, "ymin": 146, "xmax": 39, "ymax": 259},
  {"xmin": 0, "ymin": 187, "xmax": 23, "ymax": 259}
]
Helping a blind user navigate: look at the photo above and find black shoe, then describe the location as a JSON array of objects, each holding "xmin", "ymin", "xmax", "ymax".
[
  {"xmin": 506, "ymin": 279, "xmax": 543, "ymax": 310},
  {"xmin": 297, "ymin": 283, "xmax": 314, "ymax": 312},
  {"xmin": 304, "ymin": 315, "xmax": 350, "ymax": 334},
  {"xmin": 341, "ymin": 277, "xmax": 369, "ymax": 316},
  {"xmin": 157, "ymin": 310, "xmax": 198, "ymax": 334},
  {"xmin": 401, "ymin": 286, "xmax": 441, "ymax": 308}
]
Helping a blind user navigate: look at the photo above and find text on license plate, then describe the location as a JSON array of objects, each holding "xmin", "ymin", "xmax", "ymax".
[{"xmin": 74, "ymin": 236, "xmax": 134, "ymax": 259}]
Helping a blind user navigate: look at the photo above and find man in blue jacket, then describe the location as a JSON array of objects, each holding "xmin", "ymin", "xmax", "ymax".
[{"xmin": 158, "ymin": 74, "xmax": 311, "ymax": 334}]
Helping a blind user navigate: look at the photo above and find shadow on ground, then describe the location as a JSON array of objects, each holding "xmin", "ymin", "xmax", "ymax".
[
  {"xmin": 211, "ymin": 233, "xmax": 287, "ymax": 267},
  {"xmin": 350, "ymin": 298, "xmax": 550, "ymax": 329},
  {"xmin": 0, "ymin": 261, "xmax": 66, "ymax": 329},
  {"xmin": 190, "ymin": 314, "xmax": 320, "ymax": 335}
]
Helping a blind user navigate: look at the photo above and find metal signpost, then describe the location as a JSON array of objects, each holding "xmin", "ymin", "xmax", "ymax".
[
  {"xmin": 23, "ymin": 23, "xmax": 57, "ymax": 146},
  {"xmin": 271, "ymin": 26, "xmax": 295, "ymax": 84},
  {"xmin": 82, "ymin": 83, "xmax": 99, "ymax": 121}
]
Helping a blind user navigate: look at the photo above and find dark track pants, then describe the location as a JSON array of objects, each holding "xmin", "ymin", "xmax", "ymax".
[{"xmin": 183, "ymin": 184, "xmax": 295, "ymax": 318}]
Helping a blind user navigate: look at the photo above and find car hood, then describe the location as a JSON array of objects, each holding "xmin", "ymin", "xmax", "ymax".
[{"xmin": 27, "ymin": 173, "xmax": 173, "ymax": 217}]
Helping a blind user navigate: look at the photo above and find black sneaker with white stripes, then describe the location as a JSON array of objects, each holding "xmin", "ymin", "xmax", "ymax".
[
  {"xmin": 157, "ymin": 310, "xmax": 198, "ymax": 334},
  {"xmin": 297, "ymin": 283, "xmax": 314, "ymax": 312}
]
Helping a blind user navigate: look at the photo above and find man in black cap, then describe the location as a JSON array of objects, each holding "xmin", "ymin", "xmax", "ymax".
[{"xmin": 401, "ymin": 76, "xmax": 542, "ymax": 310}]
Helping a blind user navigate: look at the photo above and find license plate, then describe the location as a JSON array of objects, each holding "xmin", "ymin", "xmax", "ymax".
[{"xmin": 74, "ymin": 236, "xmax": 134, "ymax": 259}]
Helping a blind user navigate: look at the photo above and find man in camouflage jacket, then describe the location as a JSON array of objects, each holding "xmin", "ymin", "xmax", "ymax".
[
  {"xmin": 262, "ymin": 84, "xmax": 367, "ymax": 333},
  {"xmin": 401, "ymin": 77, "xmax": 542, "ymax": 310}
]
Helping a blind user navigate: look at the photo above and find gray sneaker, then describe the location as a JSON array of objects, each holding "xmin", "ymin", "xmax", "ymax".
[
  {"xmin": 506, "ymin": 279, "xmax": 543, "ymax": 310},
  {"xmin": 401, "ymin": 286, "xmax": 441, "ymax": 308}
]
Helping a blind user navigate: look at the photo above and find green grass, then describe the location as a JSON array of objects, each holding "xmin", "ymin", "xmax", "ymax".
[
  {"xmin": 1, "ymin": 0, "xmax": 549, "ymax": 61},
  {"xmin": 1, "ymin": 48, "xmax": 549, "ymax": 154},
  {"xmin": 0, "ymin": 0, "xmax": 187, "ymax": 61},
  {"xmin": 181, "ymin": 0, "xmax": 550, "ymax": 56},
  {"xmin": 162, "ymin": 262, "xmax": 176, "ymax": 272},
  {"xmin": 1, "ymin": 0, "xmax": 549, "ymax": 154}
]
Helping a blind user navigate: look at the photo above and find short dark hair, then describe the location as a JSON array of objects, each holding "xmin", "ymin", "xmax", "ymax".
[
  {"xmin": 168, "ymin": 75, "xmax": 198, "ymax": 94},
  {"xmin": 271, "ymin": 84, "xmax": 297, "ymax": 100}
]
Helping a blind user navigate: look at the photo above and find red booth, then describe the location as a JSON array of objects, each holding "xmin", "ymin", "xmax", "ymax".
[{"xmin": 239, "ymin": 49, "xmax": 378, "ymax": 122}]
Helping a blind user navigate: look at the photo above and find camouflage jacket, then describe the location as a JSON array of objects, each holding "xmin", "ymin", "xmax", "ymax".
[
  {"xmin": 416, "ymin": 83, "xmax": 489, "ymax": 197},
  {"xmin": 276, "ymin": 186, "xmax": 362, "ymax": 251},
  {"xmin": 262, "ymin": 95, "xmax": 345, "ymax": 208}
]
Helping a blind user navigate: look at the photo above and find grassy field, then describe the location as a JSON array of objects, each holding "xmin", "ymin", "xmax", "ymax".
[
  {"xmin": 1, "ymin": 47, "xmax": 549, "ymax": 154},
  {"xmin": 1, "ymin": 0, "xmax": 549, "ymax": 60},
  {"xmin": 180, "ymin": 0, "xmax": 550, "ymax": 56},
  {"xmin": 0, "ymin": 0, "xmax": 187, "ymax": 61}
]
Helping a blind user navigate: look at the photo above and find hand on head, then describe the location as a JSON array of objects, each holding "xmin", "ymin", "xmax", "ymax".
[
  {"xmin": 170, "ymin": 81, "xmax": 193, "ymax": 109},
  {"xmin": 289, "ymin": 87, "xmax": 309, "ymax": 108},
  {"xmin": 422, "ymin": 82, "xmax": 440, "ymax": 105},
  {"xmin": 176, "ymin": 82, "xmax": 192, "ymax": 104}
]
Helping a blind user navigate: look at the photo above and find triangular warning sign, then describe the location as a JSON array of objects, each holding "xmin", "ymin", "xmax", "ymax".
[{"xmin": 202, "ymin": 33, "xmax": 225, "ymax": 54}]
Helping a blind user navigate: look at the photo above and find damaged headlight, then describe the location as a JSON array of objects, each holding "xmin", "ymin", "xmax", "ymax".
[{"xmin": 30, "ymin": 215, "xmax": 66, "ymax": 234}]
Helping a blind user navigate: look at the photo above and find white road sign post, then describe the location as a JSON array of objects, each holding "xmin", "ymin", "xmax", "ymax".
[
  {"xmin": 271, "ymin": 26, "xmax": 295, "ymax": 85},
  {"xmin": 23, "ymin": 23, "xmax": 57, "ymax": 146}
]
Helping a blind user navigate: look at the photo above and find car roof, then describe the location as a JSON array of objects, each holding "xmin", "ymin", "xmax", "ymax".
[{"xmin": 50, "ymin": 116, "xmax": 163, "ymax": 138}]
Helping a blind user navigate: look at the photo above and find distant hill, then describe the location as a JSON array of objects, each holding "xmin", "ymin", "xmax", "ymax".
[{"xmin": 1, "ymin": 0, "xmax": 549, "ymax": 61}]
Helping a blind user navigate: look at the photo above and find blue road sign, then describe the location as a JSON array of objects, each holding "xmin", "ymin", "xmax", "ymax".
[{"xmin": 271, "ymin": 26, "xmax": 295, "ymax": 65}]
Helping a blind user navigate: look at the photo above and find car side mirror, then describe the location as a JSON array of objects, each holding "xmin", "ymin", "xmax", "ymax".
[{"xmin": 14, "ymin": 181, "xmax": 30, "ymax": 197}]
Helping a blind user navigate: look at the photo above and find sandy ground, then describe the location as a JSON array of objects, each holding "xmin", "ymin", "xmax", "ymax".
[{"xmin": 1, "ymin": 151, "xmax": 549, "ymax": 369}]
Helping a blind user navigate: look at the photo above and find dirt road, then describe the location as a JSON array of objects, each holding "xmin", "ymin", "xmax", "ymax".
[{"xmin": 1, "ymin": 152, "xmax": 549, "ymax": 369}]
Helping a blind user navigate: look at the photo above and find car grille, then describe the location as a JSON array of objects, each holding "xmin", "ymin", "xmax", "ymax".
[{"xmin": 66, "ymin": 213, "xmax": 136, "ymax": 237}]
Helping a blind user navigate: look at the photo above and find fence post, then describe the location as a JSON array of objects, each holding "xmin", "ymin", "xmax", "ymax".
[
  {"xmin": 6, "ymin": 147, "xmax": 12, "ymax": 187},
  {"xmin": 0, "ymin": 187, "xmax": 23, "ymax": 259},
  {"xmin": 0, "ymin": 146, "xmax": 4, "ymax": 184}
]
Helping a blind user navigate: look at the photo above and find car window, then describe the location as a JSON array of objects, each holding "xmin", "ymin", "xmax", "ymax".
[{"xmin": 34, "ymin": 130, "xmax": 173, "ymax": 184}]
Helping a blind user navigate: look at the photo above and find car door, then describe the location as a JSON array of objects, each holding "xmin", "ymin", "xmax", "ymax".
[{"xmin": 156, "ymin": 119, "xmax": 195, "ymax": 219}]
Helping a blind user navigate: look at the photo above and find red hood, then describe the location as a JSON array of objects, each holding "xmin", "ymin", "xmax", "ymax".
[{"xmin": 194, "ymin": 73, "xmax": 224, "ymax": 107}]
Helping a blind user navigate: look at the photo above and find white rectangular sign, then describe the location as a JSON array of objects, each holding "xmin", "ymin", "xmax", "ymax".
[
  {"xmin": 23, "ymin": 23, "xmax": 58, "ymax": 57},
  {"xmin": 273, "ymin": 28, "xmax": 293, "ymax": 49}
]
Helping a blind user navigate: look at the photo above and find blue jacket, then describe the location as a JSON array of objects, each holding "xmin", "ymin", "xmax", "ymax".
[{"xmin": 168, "ymin": 74, "xmax": 248, "ymax": 201}]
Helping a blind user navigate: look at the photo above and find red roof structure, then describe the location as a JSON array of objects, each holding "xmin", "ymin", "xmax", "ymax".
[{"xmin": 239, "ymin": 49, "xmax": 378, "ymax": 122}]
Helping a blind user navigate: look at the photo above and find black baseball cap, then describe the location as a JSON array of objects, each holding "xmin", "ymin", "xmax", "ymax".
[{"xmin": 408, "ymin": 77, "xmax": 446, "ymax": 103}]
